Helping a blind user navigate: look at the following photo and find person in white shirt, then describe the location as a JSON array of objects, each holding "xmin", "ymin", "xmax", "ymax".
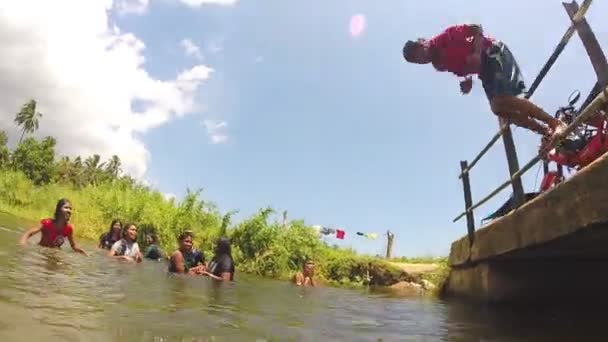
[{"xmin": 108, "ymin": 223, "xmax": 142, "ymax": 263}]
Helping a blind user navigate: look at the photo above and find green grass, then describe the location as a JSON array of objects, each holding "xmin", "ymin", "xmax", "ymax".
[{"xmin": 0, "ymin": 169, "xmax": 449, "ymax": 290}]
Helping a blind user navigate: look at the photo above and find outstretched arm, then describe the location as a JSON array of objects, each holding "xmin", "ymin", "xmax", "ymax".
[
  {"xmin": 19, "ymin": 225, "xmax": 42, "ymax": 246},
  {"xmin": 68, "ymin": 232, "xmax": 88, "ymax": 256}
]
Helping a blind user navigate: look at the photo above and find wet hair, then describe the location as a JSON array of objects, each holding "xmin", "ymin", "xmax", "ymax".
[
  {"xmin": 53, "ymin": 198, "xmax": 72, "ymax": 222},
  {"xmin": 178, "ymin": 230, "xmax": 194, "ymax": 242},
  {"xmin": 147, "ymin": 233, "xmax": 158, "ymax": 244},
  {"xmin": 108, "ymin": 219, "xmax": 122, "ymax": 233},
  {"xmin": 122, "ymin": 223, "xmax": 137, "ymax": 240},
  {"xmin": 215, "ymin": 237, "xmax": 232, "ymax": 256}
]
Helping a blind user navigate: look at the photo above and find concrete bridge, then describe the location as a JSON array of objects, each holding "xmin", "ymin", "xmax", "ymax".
[
  {"xmin": 444, "ymin": 152, "xmax": 608, "ymax": 303},
  {"xmin": 443, "ymin": 0, "xmax": 608, "ymax": 304}
]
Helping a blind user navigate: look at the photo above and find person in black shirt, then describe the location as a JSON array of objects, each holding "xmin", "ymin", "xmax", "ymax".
[
  {"xmin": 98, "ymin": 219, "xmax": 122, "ymax": 250},
  {"xmin": 143, "ymin": 233, "xmax": 163, "ymax": 261},
  {"xmin": 206, "ymin": 237, "xmax": 235, "ymax": 281},
  {"xmin": 168, "ymin": 231, "xmax": 206, "ymax": 275}
]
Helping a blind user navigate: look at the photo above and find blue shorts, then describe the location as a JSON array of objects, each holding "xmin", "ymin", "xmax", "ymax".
[{"xmin": 480, "ymin": 41, "xmax": 526, "ymax": 100}]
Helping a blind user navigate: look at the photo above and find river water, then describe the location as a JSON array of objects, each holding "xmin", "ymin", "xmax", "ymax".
[{"xmin": 0, "ymin": 213, "xmax": 604, "ymax": 341}]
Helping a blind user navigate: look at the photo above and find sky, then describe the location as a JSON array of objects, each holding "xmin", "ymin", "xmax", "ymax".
[{"xmin": 0, "ymin": 0, "xmax": 606, "ymax": 257}]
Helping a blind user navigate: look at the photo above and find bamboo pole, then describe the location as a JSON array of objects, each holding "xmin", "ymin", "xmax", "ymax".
[{"xmin": 453, "ymin": 85, "xmax": 608, "ymax": 223}]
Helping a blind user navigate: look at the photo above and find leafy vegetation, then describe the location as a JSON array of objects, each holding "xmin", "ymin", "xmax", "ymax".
[{"xmin": 0, "ymin": 99, "xmax": 448, "ymax": 290}]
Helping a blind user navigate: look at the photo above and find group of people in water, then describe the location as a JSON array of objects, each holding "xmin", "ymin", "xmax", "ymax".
[
  {"xmin": 18, "ymin": 198, "xmax": 318, "ymax": 286},
  {"xmin": 18, "ymin": 198, "xmax": 235, "ymax": 282}
]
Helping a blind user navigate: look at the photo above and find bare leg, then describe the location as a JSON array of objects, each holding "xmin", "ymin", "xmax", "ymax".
[
  {"xmin": 495, "ymin": 110, "xmax": 549, "ymax": 135},
  {"xmin": 490, "ymin": 95, "xmax": 563, "ymax": 131}
]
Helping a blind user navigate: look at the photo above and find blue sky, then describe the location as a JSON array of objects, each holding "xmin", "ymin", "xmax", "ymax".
[{"xmin": 110, "ymin": 0, "xmax": 606, "ymax": 257}]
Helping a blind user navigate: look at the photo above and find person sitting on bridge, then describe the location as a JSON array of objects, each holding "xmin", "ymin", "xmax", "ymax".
[{"xmin": 402, "ymin": 24, "xmax": 567, "ymax": 142}]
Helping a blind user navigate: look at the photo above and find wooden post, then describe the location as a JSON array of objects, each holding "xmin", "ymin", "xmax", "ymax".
[
  {"xmin": 499, "ymin": 119, "xmax": 525, "ymax": 207},
  {"xmin": 563, "ymin": 1, "xmax": 608, "ymax": 86},
  {"xmin": 282, "ymin": 210, "xmax": 288, "ymax": 228},
  {"xmin": 385, "ymin": 230, "xmax": 394, "ymax": 259},
  {"xmin": 460, "ymin": 161, "xmax": 476, "ymax": 246}
]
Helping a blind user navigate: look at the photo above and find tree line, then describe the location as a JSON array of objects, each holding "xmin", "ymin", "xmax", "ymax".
[{"xmin": 1, "ymin": 99, "xmax": 134, "ymax": 187}]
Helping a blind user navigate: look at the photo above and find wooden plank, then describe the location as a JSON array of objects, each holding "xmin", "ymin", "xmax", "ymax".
[
  {"xmin": 564, "ymin": 1, "xmax": 608, "ymax": 86},
  {"xmin": 460, "ymin": 161, "xmax": 476, "ymax": 246}
]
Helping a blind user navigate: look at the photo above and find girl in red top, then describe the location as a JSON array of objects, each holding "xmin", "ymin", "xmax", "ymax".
[{"xmin": 19, "ymin": 198, "xmax": 88, "ymax": 255}]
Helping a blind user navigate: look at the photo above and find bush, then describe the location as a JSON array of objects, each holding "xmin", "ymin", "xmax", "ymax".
[{"xmin": 0, "ymin": 169, "xmax": 439, "ymax": 288}]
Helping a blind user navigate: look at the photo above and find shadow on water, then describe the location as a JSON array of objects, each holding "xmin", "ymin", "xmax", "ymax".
[{"xmin": 1, "ymin": 212, "xmax": 607, "ymax": 341}]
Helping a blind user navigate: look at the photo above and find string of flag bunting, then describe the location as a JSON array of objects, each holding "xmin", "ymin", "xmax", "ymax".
[{"xmin": 310, "ymin": 225, "xmax": 378, "ymax": 240}]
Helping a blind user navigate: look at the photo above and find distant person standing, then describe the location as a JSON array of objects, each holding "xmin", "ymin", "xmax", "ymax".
[{"xmin": 19, "ymin": 198, "xmax": 88, "ymax": 255}]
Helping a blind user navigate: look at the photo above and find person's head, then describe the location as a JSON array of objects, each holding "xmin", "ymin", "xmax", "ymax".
[
  {"xmin": 122, "ymin": 223, "xmax": 138, "ymax": 242},
  {"xmin": 177, "ymin": 231, "xmax": 194, "ymax": 252},
  {"xmin": 53, "ymin": 198, "xmax": 72, "ymax": 223},
  {"xmin": 303, "ymin": 259, "xmax": 315, "ymax": 277},
  {"xmin": 215, "ymin": 237, "xmax": 231, "ymax": 257},
  {"xmin": 145, "ymin": 233, "xmax": 157, "ymax": 245},
  {"xmin": 109, "ymin": 219, "xmax": 122, "ymax": 237},
  {"xmin": 402, "ymin": 39, "xmax": 431, "ymax": 64}
]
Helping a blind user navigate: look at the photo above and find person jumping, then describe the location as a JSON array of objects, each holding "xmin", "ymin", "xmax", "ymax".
[{"xmin": 402, "ymin": 24, "xmax": 567, "ymax": 143}]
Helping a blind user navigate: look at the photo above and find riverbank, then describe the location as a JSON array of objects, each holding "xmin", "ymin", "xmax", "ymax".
[
  {"xmin": 1, "ymin": 189, "xmax": 447, "ymax": 295},
  {"xmin": 0, "ymin": 156, "xmax": 447, "ymax": 293}
]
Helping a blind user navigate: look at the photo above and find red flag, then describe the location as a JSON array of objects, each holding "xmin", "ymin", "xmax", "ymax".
[{"xmin": 336, "ymin": 229, "xmax": 345, "ymax": 239}]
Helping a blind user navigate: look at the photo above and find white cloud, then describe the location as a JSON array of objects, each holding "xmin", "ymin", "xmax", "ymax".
[
  {"xmin": 180, "ymin": 38, "xmax": 203, "ymax": 60},
  {"xmin": 207, "ymin": 38, "xmax": 224, "ymax": 54},
  {"xmin": 114, "ymin": 0, "xmax": 149, "ymax": 14},
  {"xmin": 177, "ymin": 0, "xmax": 238, "ymax": 7},
  {"xmin": 202, "ymin": 119, "xmax": 228, "ymax": 144},
  {"xmin": 163, "ymin": 192, "xmax": 177, "ymax": 201},
  {"xmin": 116, "ymin": 0, "xmax": 239, "ymax": 15},
  {"xmin": 0, "ymin": 0, "xmax": 213, "ymax": 180}
]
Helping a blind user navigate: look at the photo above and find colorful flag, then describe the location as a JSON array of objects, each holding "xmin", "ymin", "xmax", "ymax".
[
  {"xmin": 336, "ymin": 229, "xmax": 345, "ymax": 239},
  {"xmin": 356, "ymin": 232, "xmax": 378, "ymax": 240}
]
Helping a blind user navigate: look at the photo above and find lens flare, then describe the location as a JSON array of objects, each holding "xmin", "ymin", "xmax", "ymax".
[{"xmin": 349, "ymin": 14, "xmax": 366, "ymax": 38}]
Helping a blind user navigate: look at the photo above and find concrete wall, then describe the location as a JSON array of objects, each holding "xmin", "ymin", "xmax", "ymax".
[
  {"xmin": 444, "ymin": 258, "xmax": 608, "ymax": 304},
  {"xmin": 445, "ymin": 148, "xmax": 608, "ymax": 303}
]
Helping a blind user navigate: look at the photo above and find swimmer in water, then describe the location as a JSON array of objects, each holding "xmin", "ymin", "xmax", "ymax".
[
  {"xmin": 19, "ymin": 198, "xmax": 88, "ymax": 255},
  {"xmin": 98, "ymin": 219, "xmax": 122, "ymax": 250},
  {"xmin": 294, "ymin": 259, "xmax": 316, "ymax": 286},
  {"xmin": 168, "ymin": 231, "xmax": 206, "ymax": 275},
  {"xmin": 108, "ymin": 223, "xmax": 143, "ymax": 263},
  {"xmin": 206, "ymin": 237, "xmax": 235, "ymax": 281},
  {"xmin": 143, "ymin": 233, "xmax": 163, "ymax": 261}
]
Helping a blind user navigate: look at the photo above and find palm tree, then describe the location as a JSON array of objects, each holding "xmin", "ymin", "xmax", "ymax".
[
  {"xmin": 0, "ymin": 131, "xmax": 9, "ymax": 168},
  {"xmin": 84, "ymin": 154, "xmax": 104, "ymax": 186},
  {"xmin": 105, "ymin": 155, "xmax": 122, "ymax": 179},
  {"xmin": 14, "ymin": 99, "xmax": 43, "ymax": 144}
]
